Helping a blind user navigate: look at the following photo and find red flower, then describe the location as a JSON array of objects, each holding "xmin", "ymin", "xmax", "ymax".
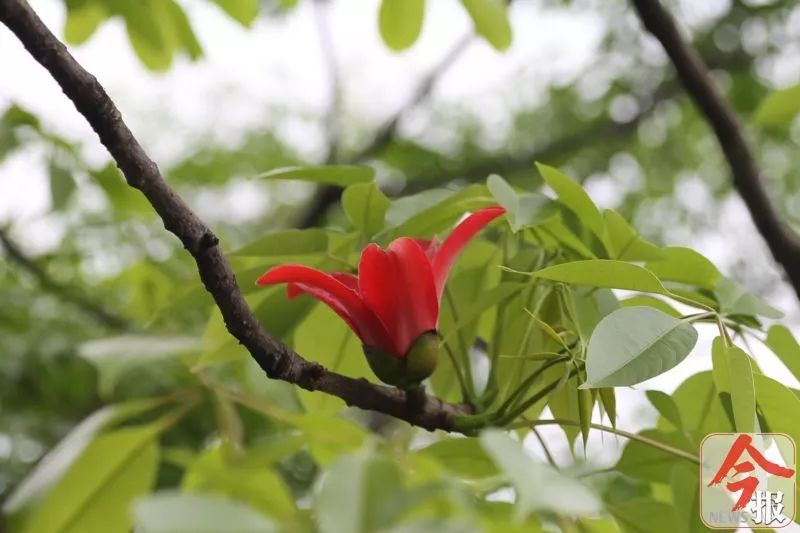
[{"xmin": 257, "ymin": 205, "xmax": 506, "ymax": 385}]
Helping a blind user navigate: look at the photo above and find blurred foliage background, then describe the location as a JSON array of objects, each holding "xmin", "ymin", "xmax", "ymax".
[{"xmin": 2, "ymin": 0, "xmax": 800, "ymax": 531}]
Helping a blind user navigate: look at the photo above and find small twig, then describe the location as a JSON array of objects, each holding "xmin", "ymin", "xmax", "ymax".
[
  {"xmin": 0, "ymin": 226, "xmax": 131, "ymax": 330},
  {"xmin": 530, "ymin": 426, "xmax": 560, "ymax": 470},
  {"xmin": 296, "ymin": 32, "xmax": 473, "ymax": 228},
  {"xmin": 630, "ymin": 0, "xmax": 800, "ymax": 303},
  {"xmin": 518, "ymin": 418, "xmax": 699, "ymax": 464},
  {"xmin": 313, "ymin": 0, "xmax": 340, "ymax": 164}
]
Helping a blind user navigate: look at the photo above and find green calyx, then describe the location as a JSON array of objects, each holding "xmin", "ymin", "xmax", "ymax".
[{"xmin": 363, "ymin": 330, "xmax": 439, "ymax": 388}]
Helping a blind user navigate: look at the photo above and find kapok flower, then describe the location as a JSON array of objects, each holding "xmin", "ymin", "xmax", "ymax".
[{"xmin": 256, "ymin": 205, "xmax": 506, "ymax": 387}]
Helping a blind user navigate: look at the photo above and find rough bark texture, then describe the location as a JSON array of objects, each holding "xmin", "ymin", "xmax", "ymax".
[
  {"xmin": 0, "ymin": 0, "xmax": 471, "ymax": 432},
  {"xmin": 631, "ymin": 0, "xmax": 800, "ymax": 302}
]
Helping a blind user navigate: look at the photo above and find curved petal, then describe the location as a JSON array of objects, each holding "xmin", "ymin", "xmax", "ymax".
[
  {"xmin": 331, "ymin": 272, "xmax": 359, "ymax": 290},
  {"xmin": 387, "ymin": 238, "xmax": 439, "ymax": 349},
  {"xmin": 358, "ymin": 244, "xmax": 404, "ymax": 356},
  {"xmin": 286, "ymin": 281, "xmax": 361, "ymax": 336},
  {"xmin": 286, "ymin": 272, "xmax": 357, "ymax": 299},
  {"xmin": 413, "ymin": 238, "xmax": 440, "ymax": 261},
  {"xmin": 358, "ymin": 240, "xmax": 439, "ymax": 357},
  {"xmin": 257, "ymin": 264, "xmax": 391, "ymax": 349},
  {"xmin": 431, "ymin": 206, "xmax": 506, "ymax": 298}
]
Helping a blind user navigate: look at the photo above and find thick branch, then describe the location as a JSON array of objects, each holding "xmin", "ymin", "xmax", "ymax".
[
  {"xmin": 0, "ymin": 0, "xmax": 471, "ymax": 432},
  {"xmin": 0, "ymin": 227, "xmax": 130, "ymax": 330},
  {"xmin": 630, "ymin": 0, "xmax": 800, "ymax": 301}
]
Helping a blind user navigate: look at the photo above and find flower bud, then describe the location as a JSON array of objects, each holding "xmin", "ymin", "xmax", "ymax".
[{"xmin": 363, "ymin": 330, "xmax": 438, "ymax": 388}]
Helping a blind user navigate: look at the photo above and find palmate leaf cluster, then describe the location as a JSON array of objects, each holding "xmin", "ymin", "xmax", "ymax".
[{"xmin": 2, "ymin": 161, "xmax": 799, "ymax": 533}]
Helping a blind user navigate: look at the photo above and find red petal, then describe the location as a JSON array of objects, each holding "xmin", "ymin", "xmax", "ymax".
[
  {"xmin": 358, "ymin": 240, "xmax": 438, "ymax": 357},
  {"xmin": 413, "ymin": 238, "xmax": 440, "ymax": 261},
  {"xmin": 431, "ymin": 206, "xmax": 506, "ymax": 298},
  {"xmin": 257, "ymin": 264, "xmax": 390, "ymax": 348},
  {"xmin": 387, "ymin": 238, "xmax": 438, "ymax": 349},
  {"xmin": 288, "ymin": 272, "xmax": 357, "ymax": 298},
  {"xmin": 331, "ymin": 272, "xmax": 358, "ymax": 291},
  {"xmin": 358, "ymin": 244, "xmax": 404, "ymax": 356}
]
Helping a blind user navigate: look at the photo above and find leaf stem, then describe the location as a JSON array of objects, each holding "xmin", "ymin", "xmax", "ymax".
[
  {"xmin": 442, "ymin": 341, "xmax": 475, "ymax": 403},
  {"xmin": 666, "ymin": 290, "xmax": 715, "ymax": 312},
  {"xmin": 684, "ymin": 311, "xmax": 716, "ymax": 323},
  {"xmin": 495, "ymin": 356, "xmax": 570, "ymax": 418},
  {"xmin": 444, "ymin": 286, "xmax": 476, "ymax": 394},
  {"xmin": 495, "ymin": 367, "xmax": 578, "ymax": 426},
  {"xmin": 515, "ymin": 418, "xmax": 699, "ymax": 464}
]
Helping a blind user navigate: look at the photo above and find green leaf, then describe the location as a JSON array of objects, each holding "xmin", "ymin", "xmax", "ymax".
[
  {"xmin": 417, "ymin": 438, "xmax": 498, "ymax": 479},
  {"xmin": 616, "ymin": 430, "xmax": 693, "ymax": 483},
  {"xmin": 753, "ymin": 372, "xmax": 800, "ymax": 445},
  {"xmin": 645, "ymin": 246, "xmax": 721, "ymax": 289},
  {"xmin": 233, "ymin": 228, "xmax": 329, "ymax": 257},
  {"xmin": 753, "ymin": 84, "xmax": 800, "ymax": 126},
  {"xmin": 548, "ymin": 376, "xmax": 581, "ymax": 445},
  {"xmin": 379, "ymin": 0, "xmax": 425, "ymax": 51},
  {"xmin": 315, "ymin": 449, "xmax": 404, "ymax": 533},
  {"xmin": 295, "ymin": 305, "xmax": 376, "ymax": 413},
  {"xmin": 460, "ymin": 0, "xmax": 512, "ymax": 51},
  {"xmin": 385, "ymin": 184, "xmax": 494, "ymax": 238},
  {"xmin": 385, "ymin": 188, "xmax": 452, "ymax": 227},
  {"xmin": 91, "ymin": 163, "xmax": 152, "ymax": 215},
  {"xmin": 599, "ymin": 387, "xmax": 616, "ymax": 427},
  {"xmin": 528, "ymin": 260, "xmax": 668, "ymax": 295},
  {"xmin": 342, "ymin": 181, "xmax": 390, "ymax": 236},
  {"xmin": 536, "ymin": 216, "xmax": 596, "ymax": 258},
  {"xmin": 210, "ymin": 0, "xmax": 260, "ymax": 26},
  {"xmin": 480, "ymin": 430, "xmax": 601, "ymax": 519},
  {"xmin": 710, "ymin": 336, "xmax": 731, "ymax": 397},
  {"xmin": 182, "ymin": 445, "xmax": 296, "ymax": 520},
  {"xmin": 620, "ymin": 295, "xmax": 681, "ymax": 318},
  {"xmin": 133, "ymin": 492, "xmax": 277, "ymax": 533},
  {"xmin": 121, "ymin": 1, "xmax": 171, "ymax": 71},
  {"xmin": 727, "ymin": 345, "xmax": 757, "ymax": 433},
  {"xmin": 162, "ymin": 0, "xmax": 203, "ymax": 60},
  {"xmin": 670, "ymin": 466, "xmax": 706, "ymax": 533},
  {"xmin": 255, "ymin": 165, "xmax": 374, "ymax": 186},
  {"xmin": 646, "ymin": 390, "xmax": 683, "ymax": 430},
  {"xmin": 487, "ymin": 175, "xmax": 557, "ymax": 232},
  {"xmin": 581, "ymin": 306, "xmax": 698, "ymax": 388},
  {"xmin": 536, "ymin": 163, "xmax": 604, "ymax": 238},
  {"xmin": 577, "ymin": 387, "xmax": 594, "ymax": 446},
  {"xmin": 714, "ymin": 278, "xmax": 783, "ymax": 319},
  {"xmin": 22, "ymin": 424, "xmax": 163, "ymax": 533},
  {"xmin": 524, "ymin": 308, "xmax": 568, "ymax": 349},
  {"xmin": 289, "ymin": 413, "xmax": 368, "ymax": 466},
  {"xmin": 64, "ymin": 0, "xmax": 107, "ymax": 45},
  {"xmin": 78, "ymin": 335, "xmax": 200, "ymax": 397},
  {"xmin": 49, "ymin": 162, "xmax": 76, "ymax": 211},
  {"xmin": 610, "ymin": 499, "xmax": 679, "ymax": 533},
  {"xmin": 660, "ymin": 371, "xmax": 732, "ymax": 435},
  {"xmin": 602, "ymin": 210, "xmax": 663, "ymax": 261},
  {"xmin": 446, "ymin": 282, "xmax": 521, "ymax": 334},
  {"xmin": 3, "ymin": 400, "xmax": 165, "ymax": 522},
  {"xmin": 765, "ymin": 325, "xmax": 800, "ymax": 382},
  {"xmin": 571, "ymin": 287, "xmax": 620, "ymax": 341}
]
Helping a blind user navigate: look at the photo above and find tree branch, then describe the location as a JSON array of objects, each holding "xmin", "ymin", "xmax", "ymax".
[
  {"xmin": 0, "ymin": 0, "xmax": 472, "ymax": 432},
  {"xmin": 0, "ymin": 226, "xmax": 131, "ymax": 330},
  {"xmin": 630, "ymin": 0, "xmax": 800, "ymax": 301},
  {"xmin": 295, "ymin": 32, "xmax": 473, "ymax": 228},
  {"xmin": 313, "ymin": 0, "xmax": 340, "ymax": 164}
]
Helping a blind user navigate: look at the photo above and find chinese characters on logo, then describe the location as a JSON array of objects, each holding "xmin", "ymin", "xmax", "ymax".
[{"xmin": 701, "ymin": 433, "xmax": 796, "ymax": 529}]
